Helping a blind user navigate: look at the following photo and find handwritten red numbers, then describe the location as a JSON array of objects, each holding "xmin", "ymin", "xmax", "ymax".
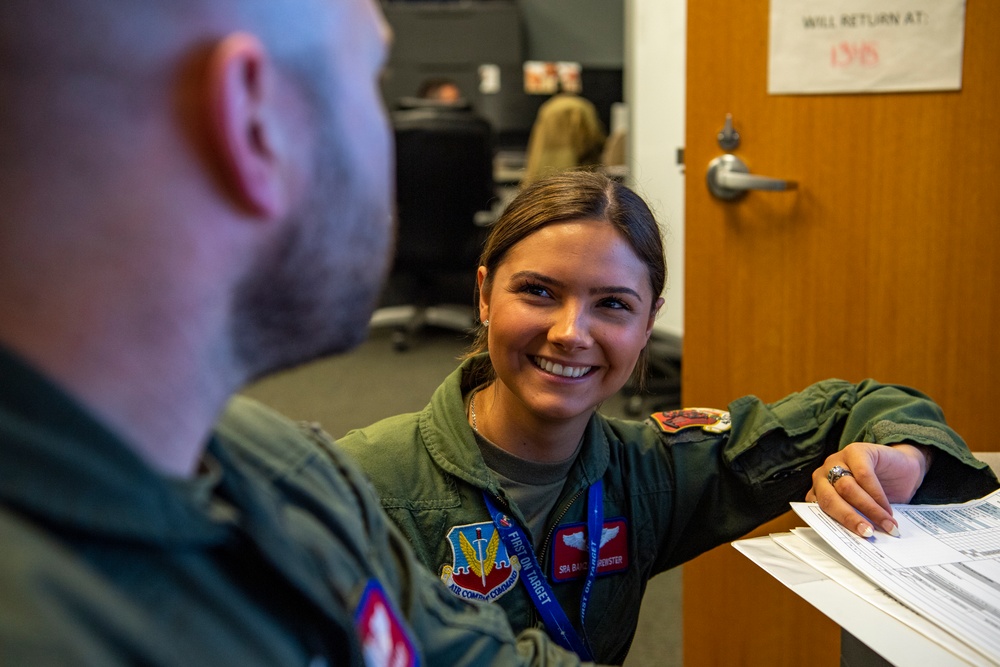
[{"xmin": 830, "ymin": 41, "xmax": 880, "ymax": 68}]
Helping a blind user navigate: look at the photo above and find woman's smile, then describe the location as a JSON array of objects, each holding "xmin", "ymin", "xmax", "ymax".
[{"xmin": 531, "ymin": 355, "xmax": 595, "ymax": 379}]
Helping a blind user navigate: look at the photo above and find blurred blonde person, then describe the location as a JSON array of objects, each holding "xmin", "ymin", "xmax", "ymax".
[{"xmin": 523, "ymin": 94, "xmax": 606, "ymax": 184}]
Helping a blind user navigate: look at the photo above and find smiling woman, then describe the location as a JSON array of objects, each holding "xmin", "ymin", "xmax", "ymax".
[
  {"xmin": 469, "ymin": 174, "xmax": 665, "ymax": 462},
  {"xmin": 338, "ymin": 170, "xmax": 997, "ymax": 664}
]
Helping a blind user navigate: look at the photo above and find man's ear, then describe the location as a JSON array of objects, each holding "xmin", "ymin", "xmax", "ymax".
[{"xmin": 204, "ymin": 33, "xmax": 288, "ymax": 219}]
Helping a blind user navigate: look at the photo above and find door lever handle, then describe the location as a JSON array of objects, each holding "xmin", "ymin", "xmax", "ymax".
[{"xmin": 706, "ymin": 154, "xmax": 797, "ymax": 201}]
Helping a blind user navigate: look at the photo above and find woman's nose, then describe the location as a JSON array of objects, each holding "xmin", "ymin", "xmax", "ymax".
[{"xmin": 548, "ymin": 304, "xmax": 593, "ymax": 350}]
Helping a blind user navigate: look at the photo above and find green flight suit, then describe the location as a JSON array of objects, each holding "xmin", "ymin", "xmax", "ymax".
[{"xmin": 339, "ymin": 355, "xmax": 999, "ymax": 664}]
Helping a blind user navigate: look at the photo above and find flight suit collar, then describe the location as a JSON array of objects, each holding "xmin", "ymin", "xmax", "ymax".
[
  {"xmin": 419, "ymin": 354, "xmax": 611, "ymax": 499},
  {"xmin": 0, "ymin": 345, "xmax": 229, "ymax": 546}
]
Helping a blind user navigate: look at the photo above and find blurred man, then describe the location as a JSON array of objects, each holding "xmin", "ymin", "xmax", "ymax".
[
  {"xmin": 417, "ymin": 76, "xmax": 463, "ymax": 104},
  {"xmin": 0, "ymin": 1, "xmax": 592, "ymax": 664}
]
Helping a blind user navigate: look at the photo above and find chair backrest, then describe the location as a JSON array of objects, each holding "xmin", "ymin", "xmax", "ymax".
[{"xmin": 391, "ymin": 103, "xmax": 495, "ymax": 272}]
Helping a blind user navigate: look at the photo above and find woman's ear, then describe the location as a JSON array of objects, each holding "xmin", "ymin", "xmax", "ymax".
[
  {"xmin": 477, "ymin": 266, "xmax": 490, "ymax": 324},
  {"xmin": 204, "ymin": 33, "xmax": 288, "ymax": 219}
]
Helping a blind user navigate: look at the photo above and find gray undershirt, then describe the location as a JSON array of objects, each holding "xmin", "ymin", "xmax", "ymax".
[{"xmin": 473, "ymin": 430, "xmax": 582, "ymax": 551}]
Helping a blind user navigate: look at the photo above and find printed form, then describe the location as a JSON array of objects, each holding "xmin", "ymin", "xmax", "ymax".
[{"xmin": 790, "ymin": 490, "xmax": 1000, "ymax": 664}]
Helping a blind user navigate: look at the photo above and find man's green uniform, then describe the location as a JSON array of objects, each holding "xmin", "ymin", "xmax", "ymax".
[
  {"xmin": 340, "ymin": 355, "xmax": 999, "ymax": 664},
  {"xmin": 0, "ymin": 347, "xmax": 592, "ymax": 666}
]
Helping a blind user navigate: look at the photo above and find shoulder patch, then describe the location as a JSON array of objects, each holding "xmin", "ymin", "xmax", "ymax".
[
  {"xmin": 354, "ymin": 579, "xmax": 420, "ymax": 667},
  {"xmin": 651, "ymin": 408, "xmax": 731, "ymax": 434}
]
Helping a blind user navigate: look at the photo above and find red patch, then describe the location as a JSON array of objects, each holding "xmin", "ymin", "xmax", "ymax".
[
  {"xmin": 551, "ymin": 518, "xmax": 629, "ymax": 583},
  {"xmin": 354, "ymin": 579, "xmax": 420, "ymax": 667},
  {"xmin": 651, "ymin": 408, "xmax": 731, "ymax": 434}
]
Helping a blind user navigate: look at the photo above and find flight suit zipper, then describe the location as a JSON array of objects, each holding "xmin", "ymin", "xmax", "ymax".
[{"xmin": 530, "ymin": 486, "xmax": 588, "ymax": 634}]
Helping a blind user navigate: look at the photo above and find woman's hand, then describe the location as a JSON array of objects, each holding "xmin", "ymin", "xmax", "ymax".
[{"xmin": 805, "ymin": 442, "xmax": 933, "ymax": 538}]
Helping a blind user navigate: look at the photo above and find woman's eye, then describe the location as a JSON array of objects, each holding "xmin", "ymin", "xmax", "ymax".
[
  {"xmin": 601, "ymin": 297, "xmax": 632, "ymax": 311},
  {"xmin": 521, "ymin": 283, "xmax": 551, "ymax": 298}
]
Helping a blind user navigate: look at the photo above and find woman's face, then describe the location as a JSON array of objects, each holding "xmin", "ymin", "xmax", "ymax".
[{"xmin": 478, "ymin": 218, "xmax": 663, "ymax": 426}]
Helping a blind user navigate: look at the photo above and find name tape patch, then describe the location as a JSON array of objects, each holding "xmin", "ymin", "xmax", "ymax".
[{"xmin": 551, "ymin": 517, "xmax": 629, "ymax": 583}]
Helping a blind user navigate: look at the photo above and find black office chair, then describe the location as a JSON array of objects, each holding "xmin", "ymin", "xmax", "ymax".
[
  {"xmin": 620, "ymin": 329, "xmax": 682, "ymax": 415},
  {"xmin": 370, "ymin": 99, "xmax": 496, "ymax": 350}
]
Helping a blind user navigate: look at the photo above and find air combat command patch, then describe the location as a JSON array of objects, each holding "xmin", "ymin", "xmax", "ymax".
[{"xmin": 440, "ymin": 522, "xmax": 520, "ymax": 602}]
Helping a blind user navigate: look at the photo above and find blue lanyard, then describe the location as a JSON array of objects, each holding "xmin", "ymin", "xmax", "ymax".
[{"xmin": 482, "ymin": 481, "xmax": 603, "ymax": 661}]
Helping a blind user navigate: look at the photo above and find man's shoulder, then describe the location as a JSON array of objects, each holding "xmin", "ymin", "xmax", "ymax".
[
  {"xmin": 0, "ymin": 508, "xmax": 167, "ymax": 664},
  {"xmin": 215, "ymin": 395, "xmax": 362, "ymax": 490},
  {"xmin": 218, "ymin": 395, "xmax": 306, "ymax": 445},
  {"xmin": 210, "ymin": 396, "xmax": 378, "ymax": 504},
  {"xmin": 218, "ymin": 395, "xmax": 340, "ymax": 465},
  {"xmin": 0, "ymin": 506, "xmax": 80, "ymax": 597}
]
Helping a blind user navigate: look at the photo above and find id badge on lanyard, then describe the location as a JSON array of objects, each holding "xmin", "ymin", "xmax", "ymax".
[{"xmin": 482, "ymin": 481, "xmax": 603, "ymax": 661}]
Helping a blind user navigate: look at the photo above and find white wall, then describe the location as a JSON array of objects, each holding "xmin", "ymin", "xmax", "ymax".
[{"xmin": 625, "ymin": 0, "xmax": 686, "ymax": 337}]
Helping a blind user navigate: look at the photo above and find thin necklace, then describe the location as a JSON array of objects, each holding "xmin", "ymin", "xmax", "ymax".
[
  {"xmin": 469, "ymin": 389, "xmax": 480, "ymax": 432},
  {"xmin": 472, "ymin": 388, "xmax": 586, "ymax": 461}
]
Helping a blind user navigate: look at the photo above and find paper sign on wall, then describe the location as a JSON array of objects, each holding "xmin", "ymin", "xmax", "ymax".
[{"xmin": 768, "ymin": 0, "xmax": 966, "ymax": 95}]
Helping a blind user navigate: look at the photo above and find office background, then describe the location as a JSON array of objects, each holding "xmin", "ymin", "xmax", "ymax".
[
  {"xmin": 380, "ymin": 0, "xmax": 624, "ymax": 150},
  {"xmin": 378, "ymin": 0, "xmax": 687, "ymax": 336}
]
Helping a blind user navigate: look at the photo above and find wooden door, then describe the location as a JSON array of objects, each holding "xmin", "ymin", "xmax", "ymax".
[{"xmin": 682, "ymin": 1, "xmax": 1000, "ymax": 665}]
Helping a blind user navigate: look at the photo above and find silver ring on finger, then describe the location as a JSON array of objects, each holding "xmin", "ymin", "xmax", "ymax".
[{"xmin": 826, "ymin": 465, "xmax": 854, "ymax": 486}]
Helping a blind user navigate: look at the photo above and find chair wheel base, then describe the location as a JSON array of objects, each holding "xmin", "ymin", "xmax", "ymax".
[{"xmin": 391, "ymin": 330, "xmax": 411, "ymax": 352}]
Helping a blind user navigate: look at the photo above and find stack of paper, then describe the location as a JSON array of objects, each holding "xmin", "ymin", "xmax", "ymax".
[{"xmin": 734, "ymin": 489, "xmax": 1000, "ymax": 666}]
